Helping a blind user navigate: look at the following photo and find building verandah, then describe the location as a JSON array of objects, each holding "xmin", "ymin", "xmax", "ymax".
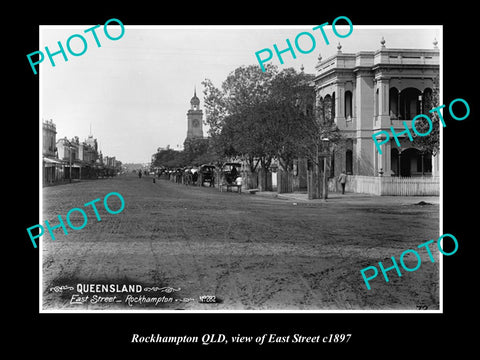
[
  {"xmin": 311, "ymin": 39, "xmax": 440, "ymax": 195},
  {"xmin": 373, "ymin": 72, "xmax": 440, "ymax": 178}
]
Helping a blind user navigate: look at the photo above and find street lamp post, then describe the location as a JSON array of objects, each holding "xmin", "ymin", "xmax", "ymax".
[{"xmin": 321, "ymin": 137, "xmax": 330, "ymax": 200}]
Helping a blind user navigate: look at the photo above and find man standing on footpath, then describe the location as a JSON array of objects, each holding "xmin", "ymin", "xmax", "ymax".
[{"xmin": 338, "ymin": 170, "xmax": 347, "ymax": 195}]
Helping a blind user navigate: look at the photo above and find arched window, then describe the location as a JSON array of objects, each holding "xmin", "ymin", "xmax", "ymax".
[
  {"xmin": 389, "ymin": 87, "xmax": 399, "ymax": 119},
  {"xmin": 346, "ymin": 149, "xmax": 353, "ymax": 174},
  {"xmin": 317, "ymin": 96, "xmax": 324, "ymax": 123},
  {"xmin": 324, "ymin": 94, "xmax": 333, "ymax": 124},
  {"xmin": 332, "ymin": 92, "xmax": 336, "ymax": 120},
  {"xmin": 345, "ymin": 91, "xmax": 352, "ymax": 119},
  {"xmin": 399, "ymin": 87, "xmax": 421, "ymax": 120}
]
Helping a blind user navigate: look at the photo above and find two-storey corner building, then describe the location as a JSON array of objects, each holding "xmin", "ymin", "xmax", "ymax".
[{"xmin": 314, "ymin": 38, "xmax": 440, "ymax": 195}]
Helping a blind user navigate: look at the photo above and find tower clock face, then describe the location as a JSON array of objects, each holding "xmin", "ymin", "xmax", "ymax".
[{"xmin": 192, "ymin": 119, "xmax": 200, "ymax": 127}]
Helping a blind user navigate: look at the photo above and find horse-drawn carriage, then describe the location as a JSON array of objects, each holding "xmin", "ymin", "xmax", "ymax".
[
  {"xmin": 220, "ymin": 162, "xmax": 242, "ymax": 193},
  {"xmin": 198, "ymin": 164, "xmax": 216, "ymax": 187}
]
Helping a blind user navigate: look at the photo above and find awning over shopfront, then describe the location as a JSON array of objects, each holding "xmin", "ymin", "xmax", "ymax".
[
  {"xmin": 43, "ymin": 157, "xmax": 64, "ymax": 166},
  {"xmin": 43, "ymin": 157, "xmax": 81, "ymax": 167}
]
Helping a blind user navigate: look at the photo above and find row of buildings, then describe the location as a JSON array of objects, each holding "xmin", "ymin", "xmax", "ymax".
[{"xmin": 42, "ymin": 119, "xmax": 122, "ymax": 186}]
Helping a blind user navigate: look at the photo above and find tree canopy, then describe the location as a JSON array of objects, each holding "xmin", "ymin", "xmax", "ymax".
[{"xmin": 202, "ymin": 65, "xmax": 343, "ymax": 172}]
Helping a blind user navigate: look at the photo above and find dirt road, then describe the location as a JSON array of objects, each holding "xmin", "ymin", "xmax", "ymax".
[{"xmin": 42, "ymin": 175, "xmax": 440, "ymax": 311}]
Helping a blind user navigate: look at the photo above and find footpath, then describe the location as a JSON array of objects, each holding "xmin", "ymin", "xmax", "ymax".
[{"xmin": 251, "ymin": 190, "xmax": 440, "ymax": 206}]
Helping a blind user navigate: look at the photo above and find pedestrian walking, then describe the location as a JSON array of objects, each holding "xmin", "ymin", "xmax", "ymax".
[
  {"xmin": 138, "ymin": 170, "xmax": 142, "ymax": 179},
  {"xmin": 338, "ymin": 170, "xmax": 347, "ymax": 195}
]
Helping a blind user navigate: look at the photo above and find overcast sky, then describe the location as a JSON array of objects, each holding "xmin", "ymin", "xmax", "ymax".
[{"xmin": 40, "ymin": 25, "xmax": 441, "ymax": 164}]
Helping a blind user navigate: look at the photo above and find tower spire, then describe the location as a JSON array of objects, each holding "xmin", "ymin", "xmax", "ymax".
[{"xmin": 186, "ymin": 86, "xmax": 203, "ymax": 141}]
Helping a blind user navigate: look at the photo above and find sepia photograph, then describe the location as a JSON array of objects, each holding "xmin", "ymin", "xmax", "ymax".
[{"xmin": 38, "ymin": 24, "xmax": 443, "ymax": 312}]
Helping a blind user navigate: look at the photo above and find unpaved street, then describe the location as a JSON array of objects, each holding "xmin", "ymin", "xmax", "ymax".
[{"xmin": 42, "ymin": 175, "xmax": 440, "ymax": 310}]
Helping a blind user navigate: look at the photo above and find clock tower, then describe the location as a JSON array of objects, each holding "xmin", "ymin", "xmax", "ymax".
[{"xmin": 186, "ymin": 87, "xmax": 204, "ymax": 140}]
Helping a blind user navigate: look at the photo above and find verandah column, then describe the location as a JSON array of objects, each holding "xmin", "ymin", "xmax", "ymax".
[
  {"xmin": 381, "ymin": 140, "xmax": 392, "ymax": 176},
  {"xmin": 377, "ymin": 77, "xmax": 390, "ymax": 127},
  {"xmin": 334, "ymin": 82, "xmax": 345, "ymax": 127}
]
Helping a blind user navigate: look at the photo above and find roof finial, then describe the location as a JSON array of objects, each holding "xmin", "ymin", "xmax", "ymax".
[
  {"xmin": 337, "ymin": 42, "xmax": 342, "ymax": 52},
  {"xmin": 194, "ymin": 85, "xmax": 196, "ymax": 97},
  {"xmin": 433, "ymin": 37, "xmax": 438, "ymax": 49},
  {"xmin": 380, "ymin": 36, "xmax": 386, "ymax": 48}
]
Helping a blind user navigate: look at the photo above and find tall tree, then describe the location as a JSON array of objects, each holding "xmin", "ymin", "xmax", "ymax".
[
  {"xmin": 202, "ymin": 64, "xmax": 278, "ymax": 171},
  {"xmin": 202, "ymin": 78, "xmax": 228, "ymax": 138},
  {"xmin": 266, "ymin": 68, "xmax": 313, "ymax": 171},
  {"xmin": 152, "ymin": 148, "xmax": 185, "ymax": 168},
  {"xmin": 183, "ymin": 137, "xmax": 217, "ymax": 166}
]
